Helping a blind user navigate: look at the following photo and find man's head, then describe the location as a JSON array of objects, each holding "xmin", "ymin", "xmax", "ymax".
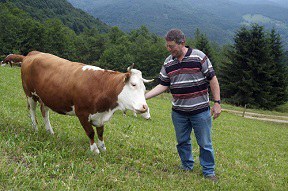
[
  {"xmin": 165, "ymin": 29, "xmax": 186, "ymax": 44},
  {"xmin": 165, "ymin": 29, "xmax": 186, "ymax": 59}
]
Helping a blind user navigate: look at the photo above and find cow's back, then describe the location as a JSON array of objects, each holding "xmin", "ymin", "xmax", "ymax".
[
  {"xmin": 22, "ymin": 53, "xmax": 84, "ymax": 113},
  {"xmin": 21, "ymin": 52, "xmax": 127, "ymax": 115}
]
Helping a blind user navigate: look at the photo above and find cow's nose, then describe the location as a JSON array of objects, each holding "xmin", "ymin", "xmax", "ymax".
[
  {"xmin": 136, "ymin": 104, "xmax": 148, "ymax": 113},
  {"xmin": 142, "ymin": 104, "xmax": 148, "ymax": 112}
]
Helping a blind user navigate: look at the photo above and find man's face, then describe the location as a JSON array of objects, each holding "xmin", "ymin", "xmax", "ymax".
[{"xmin": 165, "ymin": 40, "xmax": 184, "ymax": 59}]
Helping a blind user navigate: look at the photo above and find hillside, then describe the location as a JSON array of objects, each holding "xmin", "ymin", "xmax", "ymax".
[
  {"xmin": 1, "ymin": 64, "xmax": 288, "ymax": 190},
  {"xmin": 6, "ymin": 0, "xmax": 110, "ymax": 34},
  {"xmin": 67, "ymin": 0, "xmax": 288, "ymax": 48}
]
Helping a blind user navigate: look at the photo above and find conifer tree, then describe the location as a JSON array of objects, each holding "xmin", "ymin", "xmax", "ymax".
[
  {"xmin": 195, "ymin": 30, "xmax": 218, "ymax": 71},
  {"xmin": 268, "ymin": 28, "xmax": 288, "ymax": 106},
  {"xmin": 219, "ymin": 24, "xmax": 284, "ymax": 109},
  {"xmin": 219, "ymin": 27, "xmax": 255, "ymax": 106},
  {"xmin": 194, "ymin": 28, "xmax": 201, "ymax": 45}
]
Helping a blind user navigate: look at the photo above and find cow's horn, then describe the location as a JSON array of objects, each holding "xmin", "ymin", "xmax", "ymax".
[
  {"xmin": 142, "ymin": 78, "xmax": 154, "ymax": 83},
  {"xmin": 127, "ymin": 63, "xmax": 135, "ymax": 71}
]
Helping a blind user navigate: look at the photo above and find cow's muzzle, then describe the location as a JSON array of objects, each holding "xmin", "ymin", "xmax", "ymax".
[{"xmin": 136, "ymin": 104, "xmax": 148, "ymax": 114}]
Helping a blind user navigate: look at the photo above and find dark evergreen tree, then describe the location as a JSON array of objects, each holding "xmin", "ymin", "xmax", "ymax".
[
  {"xmin": 284, "ymin": 51, "xmax": 288, "ymax": 63},
  {"xmin": 219, "ymin": 24, "xmax": 282, "ymax": 109},
  {"xmin": 195, "ymin": 31, "xmax": 218, "ymax": 72},
  {"xmin": 219, "ymin": 34, "xmax": 256, "ymax": 106},
  {"xmin": 268, "ymin": 28, "xmax": 288, "ymax": 105},
  {"xmin": 194, "ymin": 28, "xmax": 201, "ymax": 45}
]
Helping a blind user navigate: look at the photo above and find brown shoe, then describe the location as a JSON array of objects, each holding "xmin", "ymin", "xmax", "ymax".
[{"xmin": 205, "ymin": 175, "xmax": 218, "ymax": 182}]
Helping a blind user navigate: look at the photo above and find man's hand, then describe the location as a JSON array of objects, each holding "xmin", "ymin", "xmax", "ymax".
[{"xmin": 211, "ymin": 103, "xmax": 221, "ymax": 119}]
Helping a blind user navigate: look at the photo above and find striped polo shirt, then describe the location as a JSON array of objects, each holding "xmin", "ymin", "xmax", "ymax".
[{"xmin": 159, "ymin": 47, "xmax": 215, "ymax": 115}]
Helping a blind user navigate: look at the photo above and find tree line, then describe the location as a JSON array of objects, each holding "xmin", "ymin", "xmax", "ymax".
[
  {"xmin": 0, "ymin": 3, "xmax": 287, "ymax": 110},
  {"xmin": 219, "ymin": 25, "xmax": 288, "ymax": 109}
]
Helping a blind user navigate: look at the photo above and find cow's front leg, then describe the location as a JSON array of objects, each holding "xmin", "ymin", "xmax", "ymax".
[
  {"xmin": 96, "ymin": 126, "xmax": 106, "ymax": 152},
  {"xmin": 78, "ymin": 115, "xmax": 100, "ymax": 154}
]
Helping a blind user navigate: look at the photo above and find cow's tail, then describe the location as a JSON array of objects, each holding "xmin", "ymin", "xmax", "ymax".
[{"xmin": 1, "ymin": 54, "xmax": 25, "ymax": 67}]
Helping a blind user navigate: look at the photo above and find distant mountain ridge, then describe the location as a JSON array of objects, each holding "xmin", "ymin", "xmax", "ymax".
[
  {"xmin": 6, "ymin": 0, "xmax": 110, "ymax": 34},
  {"xmin": 67, "ymin": 0, "xmax": 288, "ymax": 48},
  {"xmin": 230, "ymin": 0, "xmax": 288, "ymax": 8}
]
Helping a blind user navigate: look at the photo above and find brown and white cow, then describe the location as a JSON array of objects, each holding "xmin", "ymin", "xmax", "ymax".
[
  {"xmin": 20, "ymin": 51, "xmax": 152, "ymax": 154},
  {"xmin": 1, "ymin": 54, "xmax": 25, "ymax": 67}
]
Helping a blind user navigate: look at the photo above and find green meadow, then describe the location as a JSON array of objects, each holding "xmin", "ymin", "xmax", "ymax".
[{"xmin": 1, "ymin": 67, "xmax": 287, "ymax": 190}]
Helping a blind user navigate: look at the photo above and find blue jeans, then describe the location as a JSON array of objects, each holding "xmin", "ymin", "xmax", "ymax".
[{"xmin": 172, "ymin": 109, "xmax": 215, "ymax": 176}]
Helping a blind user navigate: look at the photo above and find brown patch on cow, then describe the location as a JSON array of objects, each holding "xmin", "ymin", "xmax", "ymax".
[
  {"xmin": 22, "ymin": 53, "xmax": 127, "ymax": 115},
  {"xmin": 74, "ymin": 70, "xmax": 127, "ymax": 114},
  {"xmin": 96, "ymin": 126, "xmax": 104, "ymax": 141},
  {"xmin": 77, "ymin": 114, "xmax": 96, "ymax": 145}
]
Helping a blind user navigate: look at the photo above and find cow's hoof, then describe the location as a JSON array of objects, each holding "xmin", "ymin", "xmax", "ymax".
[
  {"xmin": 98, "ymin": 140, "xmax": 106, "ymax": 152},
  {"xmin": 99, "ymin": 145, "xmax": 106, "ymax": 152},
  {"xmin": 32, "ymin": 124, "xmax": 38, "ymax": 131},
  {"xmin": 46, "ymin": 128, "xmax": 54, "ymax": 135},
  {"xmin": 90, "ymin": 143, "xmax": 100, "ymax": 154}
]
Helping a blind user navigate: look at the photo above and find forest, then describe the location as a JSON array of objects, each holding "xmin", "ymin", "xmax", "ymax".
[
  {"xmin": 67, "ymin": 0, "xmax": 288, "ymax": 48},
  {"xmin": 0, "ymin": 1, "xmax": 287, "ymax": 109}
]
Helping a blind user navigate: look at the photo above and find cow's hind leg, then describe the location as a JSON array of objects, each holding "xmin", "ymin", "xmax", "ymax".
[
  {"xmin": 27, "ymin": 97, "xmax": 38, "ymax": 131},
  {"xmin": 40, "ymin": 102, "xmax": 54, "ymax": 135},
  {"xmin": 78, "ymin": 115, "xmax": 100, "ymax": 154},
  {"xmin": 96, "ymin": 126, "xmax": 106, "ymax": 151}
]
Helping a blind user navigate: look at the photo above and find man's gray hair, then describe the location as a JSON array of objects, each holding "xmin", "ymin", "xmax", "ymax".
[{"xmin": 165, "ymin": 29, "xmax": 186, "ymax": 44}]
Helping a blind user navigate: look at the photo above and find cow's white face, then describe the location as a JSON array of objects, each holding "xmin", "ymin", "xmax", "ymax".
[{"xmin": 118, "ymin": 69, "xmax": 149, "ymax": 114}]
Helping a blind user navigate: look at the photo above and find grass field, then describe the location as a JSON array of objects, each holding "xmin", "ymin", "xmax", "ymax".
[{"xmin": 1, "ymin": 67, "xmax": 288, "ymax": 190}]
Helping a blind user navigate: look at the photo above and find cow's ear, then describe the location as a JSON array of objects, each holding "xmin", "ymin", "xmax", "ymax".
[{"xmin": 124, "ymin": 72, "xmax": 131, "ymax": 83}]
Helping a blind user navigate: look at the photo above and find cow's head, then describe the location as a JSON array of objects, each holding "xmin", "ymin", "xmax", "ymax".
[{"xmin": 117, "ymin": 64, "xmax": 153, "ymax": 115}]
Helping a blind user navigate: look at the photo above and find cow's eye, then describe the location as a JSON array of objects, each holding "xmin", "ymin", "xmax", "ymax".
[{"xmin": 131, "ymin": 83, "xmax": 136, "ymax": 87}]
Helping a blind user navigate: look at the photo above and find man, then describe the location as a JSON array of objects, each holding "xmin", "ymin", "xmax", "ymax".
[{"xmin": 145, "ymin": 29, "xmax": 221, "ymax": 182}]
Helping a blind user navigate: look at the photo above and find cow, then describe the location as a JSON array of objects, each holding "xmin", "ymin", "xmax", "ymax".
[
  {"xmin": 20, "ymin": 51, "xmax": 152, "ymax": 154},
  {"xmin": 1, "ymin": 54, "xmax": 25, "ymax": 67}
]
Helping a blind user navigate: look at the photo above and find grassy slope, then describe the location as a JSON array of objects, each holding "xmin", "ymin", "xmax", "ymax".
[{"xmin": 0, "ymin": 67, "xmax": 287, "ymax": 190}]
